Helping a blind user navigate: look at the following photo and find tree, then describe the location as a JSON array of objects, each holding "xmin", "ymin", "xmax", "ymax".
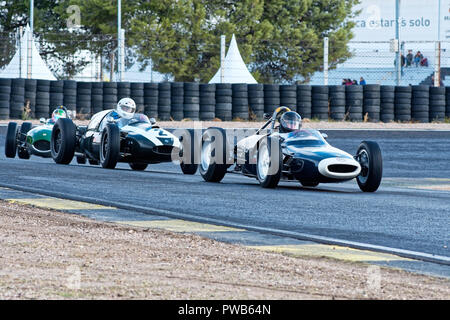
[
  {"xmin": 131, "ymin": 0, "xmax": 360, "ymax": 83},
  {"xmin": 0, "ymin": 0, "xmax": 91, "ymax": 79}
]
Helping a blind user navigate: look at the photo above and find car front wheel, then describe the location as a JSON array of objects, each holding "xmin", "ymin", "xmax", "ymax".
[{"xmin": 356, "ymin": 141, "xmax": 382, "ymax": 192}]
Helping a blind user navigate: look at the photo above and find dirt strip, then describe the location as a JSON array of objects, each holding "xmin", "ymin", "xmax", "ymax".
[{"xmin": 0, "ymin": 201, "xmax": 448, "ymax": 300}]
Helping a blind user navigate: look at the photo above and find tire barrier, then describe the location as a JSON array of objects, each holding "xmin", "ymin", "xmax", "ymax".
[
  {"xmin": 380, "ymin": 85, "xmax": 395, "ymax": 123},
  {"xmin": 345, "ymin": 85, "xmax": 363, "ymax": 122},
  {"xmin": 297, "ymin": 85, "xmax": 312, "ymax": 119},
  {"xmin": 102, "ymin": 82, "xmax": 117, "ymax": 111},
  {"xmin": 144, "ymin": 82, "xmax": 158, "ymax": 119},
  {"xmin": 446, "ymin": 87, "xmax": 450, "ymax": 119},
  {"xmin": 363, "ymin": 84, "xmax": 380, "ymax": 122},
  {"xmin": 10, "ymin": 78, "xmax": 25, "ymax": 119},
  {"xmin": 35, "ymin": 80, "xmax": 50, "ymax": 119},
  {"xmin": 25, "ymin": 79, "xmax": 37, "ymax": 117},
  {"xmin": 91, "ymin": 82, "xmax": 103, "ymax": 114},
  {"xmin": 394, "ymin": 86, "xmax": 412, "ymax": 122},
  {"xmin": 170, "ymin": 82, "xmax": 184, "ymax": 120},
  {"xmin": 248, "ymin": 84, "xmax": 264, "ymax": 120},
  {"xmin": 411, "ymin": 85, "xmax": 429, "ymax": 123},
  {"xmin": 0, "ymin": 78, "xmax": 449, "ymax": 123},
  {"xmin": 49, "ymin": 80, "xmax": 64, "ymax": 117},
  {"xmin": 312, "ymin": 85, "xmax": 329, "ymax": 120},
  {"xmin": 232, "ymin": 83, "xmax": 249, "ymax": 120},
  {"xmin": 329, "ymin": 85, "xmax": 346, "ymax": 121},
  {"xmin": 429, "ymin": 86, "xmax": 446, "ymax": 122},
  {"xmin": 184, "ymin": 82, "xmax": 200, "ymax": 120},
  {"xmin": 215, "ymin": 83, "xmax": 232, "ymax": 121},
  {"xmin": 158, "ymin": 82, "xmax": 171, "ymax": 120},
  {"xmin": 117, "ymin": 82, "xmax": 130, "ymax": 101},
  {"xmin": 63, "ymin": 80, "xmax": 77, "ymax": 112},
  {"xmin": 280, "ymin": 85, "xmax": 297, "ymax": 112},
  {"xmin": 264, "ymin": 84, "xmax": 280, "ymax": 114},
  {"xmin": 0, "ymin": 79, "xmax": 11, "ymax": 120},
  {"xmin": 77, "ymin": 82, "xmax": 92, "ymax": 116},
  {"xmin": 200, "ymin": 83, "xmax": 215, "ymax": 121},
  {"xmin": 130, "ymin": 82, "xmax": 144, "ymax": 114}
]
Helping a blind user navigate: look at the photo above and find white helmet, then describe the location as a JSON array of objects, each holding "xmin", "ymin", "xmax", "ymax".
[{"xmin": 117, "ymin": 98, "xmax": 136, "ymax": 119}]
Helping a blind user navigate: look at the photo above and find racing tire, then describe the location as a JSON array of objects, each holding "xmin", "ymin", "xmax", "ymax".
[
  {"xmin": 199, "ymin": 127, "xmax": 228, "ymax": 183},
  {"xmin": 129, "ymin": 162, "xmax": 148, "ymax": 171},
  {"xmin": 180, "ymin": 163, "xmax": 198, "ymax": 175},
  {"xmin": 51, "ymin": 118, "xmax": 77, "ymax": 165},
  {"xmin": 5, "ymin": 122, "xmax": 18, "ymax": 158},
  {"xmin": 17, "ymin": 121, "xmax": 32, "ymax": 159},
  {"xmin": 256, "ymin": 137, "xmax": 282, "ymax": 188},
  {"xmin": 100, "ymin": 123, "xmax": 120, "ymax": 169},
  {"xmin": 356, "ymin": 141, "xmax": 383, "ymax": 192}
]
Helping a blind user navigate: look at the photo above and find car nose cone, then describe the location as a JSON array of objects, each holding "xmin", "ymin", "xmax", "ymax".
[{"xmin": 318, "ymin": 157, "xmax": 361, "ymax": 179}]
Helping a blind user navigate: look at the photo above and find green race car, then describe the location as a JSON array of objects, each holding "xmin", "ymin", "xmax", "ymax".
[{"xmin": 5, "ymin": 107, "xmax": 74, "ymax": 159}]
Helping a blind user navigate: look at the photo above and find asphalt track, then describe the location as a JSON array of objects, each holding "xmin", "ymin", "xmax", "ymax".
[{"xmin": 0, "ymin": 127, "xmax": 449, "ymax": 274}]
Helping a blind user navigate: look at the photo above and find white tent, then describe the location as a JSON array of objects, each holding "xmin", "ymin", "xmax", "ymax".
[
  {"xmin": 209, "ymin": 34, "xmax": 257, "ymax": 84},
  {"xmin": 0, "ymin": 25, "xmax": 56, "ymax": 80}
]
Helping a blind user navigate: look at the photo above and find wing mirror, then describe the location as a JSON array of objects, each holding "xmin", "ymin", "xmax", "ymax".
[
  {"xmin": 321, "ymin": 132, "xmax": 328, "ymax": 140},
  {"xmin": 263, "ymin": 113, "xmax": 272, "ymax": 120},
  {"xmin": 149, "ymin": 117, "xmax": 156, "ymax": 125},
  {"xmin": 39, "ymin": 118, "xmax": 46, "ymax": 124}
]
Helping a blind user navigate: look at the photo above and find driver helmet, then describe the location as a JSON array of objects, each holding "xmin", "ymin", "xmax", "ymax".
[
  {"xmin": 279, "ymin": 111, "xmax": 302, "ymax": 133},
  {"xmin": 51, "ymin": 107, "xmax": 68, "ymax": 123},
  {"xmin": 117, "ymin": 98, "xmax": 136, "ymax": 119}
]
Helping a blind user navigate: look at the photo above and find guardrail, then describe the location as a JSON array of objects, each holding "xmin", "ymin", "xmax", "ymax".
[{"xmin": 0, "ymin": 79, "xmax": 449, "ymax": 123}]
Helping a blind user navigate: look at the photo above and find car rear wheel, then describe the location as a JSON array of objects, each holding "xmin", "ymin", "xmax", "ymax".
[
  {"xmin": 356, "ymin": 141, "xmax": 382, "ymax": 192},
  {"xmin": 256, "ymin": 137, "xmax": 282, "ymax": 188},
  {"xmin": 17, "ymin": 122, "xmax": 32, "ymax": 159},
  {"xmin": 199, "ymin": 127, "xmax": 228, "ymax": 182},
  {"xmin": 5, "ymin": 122, "xmax": 18, "ymax": 158},
  {"xmin": 179, "ymin": 129, "xmax": 198, "ymax": 175},
  {"xmin": 51, "ymin": 118, "xmax": 77, "ymax": 164},
  {"xmin": 129, "ymin": 162, "xmax": 148, "ymax": 171},
  {"xmin": 100, "ymin": 123, "xmax": 120, "ymax": 169}
]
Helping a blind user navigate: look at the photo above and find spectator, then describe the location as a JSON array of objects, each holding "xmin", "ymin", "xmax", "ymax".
[
  {"xmin": 359, "ymin": 77, "xmax": 366, "ymax": 85},
  {"xmin": 343, "ymin": 78, "xmax": 353, "ymax": 86},
  {"xmin": 421, "ymin": 57, "xmax": 429, "ymax": 67},
  {"xmin": 406, "ymin": 50, "xmax": 413, "ymax": 67},
  {"xmin": 352, "ymin": 79, "xmax": 358, "ymax": 85},
  {"xmin": 414, "ymin": 51, "xmax": 423, "ymax": 67}
]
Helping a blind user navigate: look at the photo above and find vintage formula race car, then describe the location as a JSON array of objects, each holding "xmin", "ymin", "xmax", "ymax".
[
  {"xmin": 199, "ymin": 107, "xmax": 382, "ymax": 192},
  {"xmin": 50, "ymin": 109, "xmax": 198, "ymax": 174},
  {"xmin": 4, "ymin": 107, "xmax": 74, "ymax": 159}
]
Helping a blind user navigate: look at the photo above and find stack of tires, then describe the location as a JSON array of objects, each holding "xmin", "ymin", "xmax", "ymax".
[
  {"xmin": 280, "ymin": 85, "xmax": 297, "ymax": 112},
  {"xmin": 446, "ymin": 87, "xmax": 450, "ymax": 119},
  {"xmin": 345, "ymin": 85, "xmax": 363, "ymax": 121},
  {"xmin": 130, "ymin": 82, "xmax": 144, "ymax": 113},
  {"xmin": 380, "ymin": 86, "xmax": 395, "ymax": 123},
  {"xmin": 117, "ymin": 82, "xmax": 130, "ymax": 101},
  {"xmin": 264, "ymin": 84, "xmax": 280, "ymax": 115},
  {"xmin": 25, "ymin": 79, "xmax": 37, "ymax": 117},
  {"xmin": 63, "ymin": 80, "xmax": 77, "ymax": 112},
  {"xmin": 49, "ymin": 80, "xmax": 64, "ymax": 115},
  {"xmin": 10, "ymin": 79, "xmax": 25, "ymax": 118},
  {"xmin": 297, "ymin": 85, "xmax": 312, "ymax": 119},
  {"xmin": 328, "ymin": 85, "xmax": 346, "ymax": 121},
  {"xmin": 144, "ymin": 83, "xmax": 158, "ymax": 119},
  {"xmin": 170, "ymin": 82, "xmax": 184, "ymax": 120},
  {"xmin": 215, "ymin": 84, "xmax": 232, "ymax": 121},
  {"xmin": 311, "ymin": 85, "xmax": 329, "ymax": 120},
  {"xmin": 102, "ymin": 82, "xmax": 117, "ymax": 111},
  {"xmin": 184, "ymin": 83, "xmax": 200, "ymax": 120},
  {"xmin": 199, "ymin": 84, "xmax": 216, "ymax": 120},
  {"xmin": 394, "ymin": 86, "xmax": 412, "ymax": 122},
  {"xmin": 158, "ymin": 82, "xmax": 171, "ymax": 120},
  {"xmin": 91, "ymin": 82, "xmax": 103, "ymax": 114},
  {"xmin": 0, "ymin": 79, "xmax": 11, "ymax": 120},
  {"xmin": 363, "ymin": 84, "xmax": 381, "ymax": 122},
  {"xmin": 411, "ymin": 85, "xmax": 429, "ymax": 123},
  {"xmin": 232, "ymin": 84, "xmax": 248, "ymax": 120},
  {"xmin": 35, "ymin": 80, "xmax": 51, "ymax": 119},
  {"xmin": 77, "ymin": 82, "xmax": 92, "ymax": 117},
  {"xmin": 248, "ymin": 84, "xmax": 264, "ymax": 120},
  {"xmin": 429, "ymin": 87, "xmax": 446, "ymax": 122}
]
